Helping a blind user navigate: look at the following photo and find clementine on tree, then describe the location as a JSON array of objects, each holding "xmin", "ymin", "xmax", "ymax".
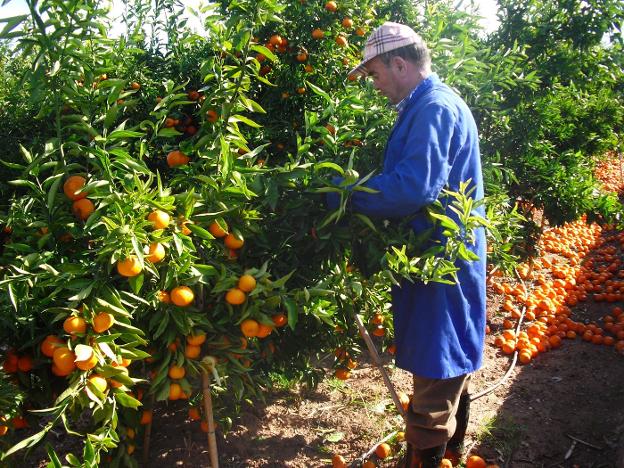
[
  {"xmin": 226, "ymin": 288, "xmax": 246, "ymax": 305},
  {"xmin": 171, "ymin": 286, "xmax": 194, "ymax": 307},
  {"xmin": 208, "ymin": 221, "xmax": 228, "ymax": 238},
  {"xmin": 72, "ymin": 198, "xmax": 94, "ymax": 220},
  {"xmin": 238, "ymin": 274, "xmax": 256, "ymax": 292},
  {"xmin": 168, "ymin": 365, "xmax": 186, "ymax": 379},
  {"xmin": 224, "ymin": 232, "xmax": 244, "ymax": 249},
  {"xmin": 63, "ymin": 316, "xmax": 87, "ymax": 335},
  {"xmin": 146, "ymin": 242, "xmax": 166, "ymax": 263},
  {"xmin": 53, "ymin": 347, "xmax": 76, "ymax": 375},
  {"xmin": 167, "ymin": 150, "xmax": 190, "ymax": 167},
  {"xmin": 240, "ymin": 319, "xmax": 259, "ymax": 337},
  {"xmin": 41, "ymin": 335, "xmax": 63, "ymax": 357},
  {"xmin": 117, "ymin": 256, "xmax": 142, "ymax": 277},
  {"xmin": 63, "ymin": 175, "xmax": 87, "ymax": 200},
  {"xmin": 147, "ymin": 210, "xmax": 170, "ymax": 229},
  {"xmin": 93, "ymin": 312, "xmax": 114, "ymax": 333}
]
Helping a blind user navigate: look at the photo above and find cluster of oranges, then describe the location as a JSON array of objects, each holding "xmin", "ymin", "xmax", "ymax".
[
  {"xmin": 594, "ymin": 155, "xmax": 624, "ymax": 194},
  {"xmin": 490, "ymin": 216, "xmax": 624, "ymax": 362},
  {"xmin": 63, "ymin": 175, "xmax": 95, "ymax": 221}
]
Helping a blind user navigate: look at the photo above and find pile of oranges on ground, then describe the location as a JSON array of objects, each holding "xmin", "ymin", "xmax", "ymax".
[
  {"xmin": 594, "ymin": 154, "xmax": 624, "ymax": 195},
  {"xmin": 489, "ymin": 216, "xmax": 624, "ymax": 362}
]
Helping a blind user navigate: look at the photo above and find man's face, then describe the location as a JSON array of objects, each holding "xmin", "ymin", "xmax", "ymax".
[{"xmin": 364, "ymin": 56, "xmax": 402, "ymax": 104}]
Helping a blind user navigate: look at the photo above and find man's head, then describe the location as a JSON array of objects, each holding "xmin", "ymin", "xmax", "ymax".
[{"xmin": 349, "ymin": 22, "xmax": 431, "ymax": 104}]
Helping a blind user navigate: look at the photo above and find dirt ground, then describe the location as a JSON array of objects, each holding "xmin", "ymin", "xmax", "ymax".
[{"xmin": 144, "ymin": 285, "xmax": 624, "ymax": 468}]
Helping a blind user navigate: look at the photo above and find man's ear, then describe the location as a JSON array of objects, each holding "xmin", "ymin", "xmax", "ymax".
[{"xmin": 392, "ymin": 56, "xmax": 408, "ymax": 75}]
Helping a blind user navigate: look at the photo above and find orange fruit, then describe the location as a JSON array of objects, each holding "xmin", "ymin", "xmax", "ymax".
[
  {"xmin": 63, "ymin": 316, "xmax": 87, "ymax": 335},
  {"xmin": 0, "ymin": 425, "xmax": 8, "ymax": 436},
  {"xmin": 324, "ymin": 1, "xmax": 337, "ymax": 12},
  {"xmin": 157, "ymin": 290, "xmax": 171, "ymax": 303},
  {"xmin": 184, "ymin": 344, "xmax": 201, "ymax": 359},
  {"xmin": 225, "ymin": 288, "xmax": 246, "ymax": 305},
  {"xmin": 355, "ymin": 26, "xmax": 365, "ymax": 36},
  {"xmin": 335, "ymin": 35, "xmax": 348, "ymax": 47},
  {"xmin": 139, "ymin": 410, "xmax": 152, "ymax": 425},
  {"xmin": 41, "ymin": 335, "xmax": 63, "ymax": 357},
  {"xmin": 93, "ymin": 312, "xmax": 114, "ymax": 333},
  {"xmin": 240, "ymin": 319, "xmax": 259, "ymax": 337},
  {"xmin": 296, "ymin": 51, "xmax": 308, "ymax": 62},
  {"xmin": 52, "ymin": 347, "xmax": 76, "ymax": 375},
  {"xmin": 147, "ymin": 210, "xmax": 170, "ymax": 229},
  {"xmin": 63, "ymin": 175, "xmax": 87, "ymax": 200},
  {"xmin": 272, "ymin": 313, "xmax": 288, "ymax": 327},
  {"xmin": 238, "ymin": 274, "xmax": 256, "ymax": 292},
  {"xmin": 171, "ymin": 286, "xmax": 194, "ymax": 307},
  {"xmin": 256, "ymin": 323, "xmax": 273, "ymax": 338},
  {"xmin": 334, "ymin": 368, "xmax": 350, "ymax": 380},
  {"xmin": 341, "ymin": 17, "xmax": 353, "ymax": 28},
  {"xmin": 398, "ymin": 391, "xmax": 410, "ymax": 412},
  {"xmin": 87, "ymin": 374, "xmax": 108, "ymax": 393},
  {"xmin": 168, "ymin": 365, "xmax": 185, "ymax": 379},
  {"xmin": 374, "ymin": 442, "xmax": 391, "ymax": 459},
  {"xmin": 117, "ymin": 256, "xmax": 142, "ymax": 277},
  {"xmin": 439, "ymin": 460, "xmax": 453, "ymax": 468},
  {"xmin": 167, "ymin": 150, "xmax": 190, "ymax": 167},
  {"xmin": 312, "ymin": 28, "xmax": 324, "ymax": 39},
  {"xmin": 75, "ymin": 346, "xmax": 98, "ymax": 371},
  {"xmin": 208, "ymin": 221, "xmax": 228, "ymax": 238},
  {"xmin": 187, "ymin": 333, "xmax": 206, "ymax": 346},
  {"xmin": 466, "ymin": 455, "xmax": 487, "ymax": 468},
  {"xmin": 187, "ymin": 90, "xmax": 200, "ymax": 100},
  {"xmin": 72, "ymin": 198, "xmax": 94, "ymax": 220},
  {"xmin": 17, "ymin": 355, "xmax": 33, "ymax": 372},
  {"xmin": 269, "ymin": 34, "xmax": 283, "ymax": 46},
  {"xmin": 331, "ymin": 454, "xmax": 347, "ymax": 468},
  {"xmin": 206, "ymin": 109, "xmax": 219, "ymax": 123},
  {"xmin": 188, "ymin": 407, "xmax": 201, "ymax": 421},
  {"xmin": 146, "ymin": 242, "xmax": 166, "ymax": 263},
  {"xmin": 169, "ymin": 382, "xmax": 182, "ymax": 400},
  {"xmin": 224, "ymin": 233, "xmax": 244, "ymax": 249}
]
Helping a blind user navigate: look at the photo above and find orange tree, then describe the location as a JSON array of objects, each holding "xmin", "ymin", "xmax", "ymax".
[{"xmin": 0, "ymin": 0, "xmax": 621, "ymax": 465}]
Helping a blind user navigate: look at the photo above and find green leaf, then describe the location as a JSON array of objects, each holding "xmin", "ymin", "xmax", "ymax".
[{"xmin": 284, "ymin": 297, "xmax": 298, "ymax": 330}]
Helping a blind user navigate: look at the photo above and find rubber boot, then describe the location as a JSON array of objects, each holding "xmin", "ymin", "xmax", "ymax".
[
  {"xmin": 400, "ymin": 443, "xmax": 446, "ymax": 468},
  {"xmin": 444, "ymin": 393, "xmax": 471, "ymax": 465}
]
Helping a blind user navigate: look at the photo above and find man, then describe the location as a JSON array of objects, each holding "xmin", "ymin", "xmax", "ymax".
[{"xmin": 345, "ymin": 23, "xmax": 487, "ymax": 467}]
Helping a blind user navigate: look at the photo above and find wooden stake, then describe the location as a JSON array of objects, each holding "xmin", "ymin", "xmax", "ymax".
[
  {"xmin": 353, "ymin": 312, "xmax": 407, "ymax": 419},
  {"xmin": 201, "ymin": 357, "xmax": 219, "ymax": 468}
]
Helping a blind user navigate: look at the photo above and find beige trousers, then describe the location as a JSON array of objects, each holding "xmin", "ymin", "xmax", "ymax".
[{"xmin": 405, "ymin": 373, "xmax": 471, "ymax": 449}]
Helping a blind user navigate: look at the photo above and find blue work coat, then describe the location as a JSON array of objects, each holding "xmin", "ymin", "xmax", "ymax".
[{"xmin": 348, "ymin": 74, "xmax": 487, "ymax": 379}]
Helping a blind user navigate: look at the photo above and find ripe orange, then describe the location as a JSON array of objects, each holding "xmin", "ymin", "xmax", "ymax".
[
  {"xmin": 466, "ymin": 455, "xmax": 487, "ymax": 468},
  {"xmin": 146, "ymin": 242, "xmax": 166, "ymax": 263},
  {"xmin": 17, "ymin": 355, "xmax": 33, "ymax": 372},
  {"xmin": 206, "ymin": 109, "xmax": 219, "ymax": 123},
  {"xmin": 63, "ymin": 175, "xmax": 87, "ymax": 200},
  {"xmin": 187, "ymin": 333, "xmax": 206, "ymax": 346},
  {"xmin": 63, "ymin": 316, "xmax": 87, "ymax": 335},
  {"xmin": 341, "ymin": 17, "xmax": 353, "ymax": 28},
  {"xmin": 335, "ymin": 35, "xmax": 348, "ymax": 47},
  {"xmin": 147, "ymin": 210, "xmax": 170, "ymax": 229},
  {"xmin": 117, "ymin": 256, "xmax": 142, "ymax": 277},
  {"xmin": 72, "ymin": 198, "xmax": 95, "ymax": 220},
  {"xmin": 93, "ymin": 312, "xmax": 114, "ymax": 333},
  {"xmin": 139, "ymin": 410, "xmax": 152, "ymax": 425},
  {"xmin": 324, "ymin": 1, "xmax": 337, "ymax": 12},
  {"xmin": 334, "ymin": 368, "xmax": 350, "ymax": 380},
  {"xmin": 157, "ymin": 290, "xmax": 171, "ymax": 303},
  {"xmin": 0, "ymin": 424, "xmax": 7, "ymax": 436},
  {"xmin": 439, "ymin": 460, "xmax": 453, "ymax": 468},
  {"xmin": 168, "ymin": 365, "xmax": 186, "ymax": 379},
  {"xmin": 187, "ymin": 90, "xmax": 200, "ymax": 100},
  {"xmin": 208, "ymin": 221, "xmax": 228, "ymax": 238},
  {"xmin": 269, "ymin": 34, "xmax": 283, "ymax": 46},
  {"xmin": 374, "ymin": 442, "xmax": 391, "ymax": 459},
  {"xmin": 171, "ymin": 286, "xmax": 194, "ymax": 307},
  {"xmin": 296, "ymin": 51, "xmax": 308, "ymax": 62},
  {"xmin": 188, "ymin": 407, "xmax": 201, "ymax": 421},
  {"xmin": 169, "ymin": 382, "xmax": 182, "ymax": 400},
  {"xmin": 41, "ymin": 335, "xmax": 63, "ymax": 357},
  {"xmin": 240, "ymin": 319, "xmax": 259, "ymax": 337},
  {"xmin": 167, "ymin": 150, "xmax": 190, "ymax": 167},
  {"xmin": 238, "ymin": 274, "xmax": 256, "ymax": 292},
  {"xmin": 184, "ymin": 344, "xmax": 201, "ymax": 359},
  {"xmin": 355, "ymin": 26, "xmax": 365, "ymax": 36},
  {"xmin": 226, "ymin": 288, "xmax": 246, "ymax": 305},
  {"xmin": 256, "ymin": 323, "xmax": 273, "ymax": 338},
  {"xmin": 272, "ymin": 313, "xmax": 288, "ymax": 327},
  {"xmin": 312, "ymin": 28, "xmax": 324, "ymax": 39},
  {"xmin": 224, "ymin": 233, "xmax": 244, "ymax": 249},
  {"xmin": 331, "ymin": 454, "xmax": 347, "ymax": 468},
  {"xmin": 52, "ymin": 347, "xmax": 76, "ymax": 375},
  {"xmin": 76, "ymin": 351, "xmax": 98, "ymax": 371},
  {"xmin": 362, "ymin": 460, "xmax": 375, "ymax": 468},
  {"xmin": 398, "ymin": 391, "xmax": 410, "ymax": 411}
]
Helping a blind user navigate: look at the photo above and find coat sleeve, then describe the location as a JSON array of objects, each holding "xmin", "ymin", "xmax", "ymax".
[{"xmin": 350, "ymin": 103, "xmax": 456, "ymax": 218}]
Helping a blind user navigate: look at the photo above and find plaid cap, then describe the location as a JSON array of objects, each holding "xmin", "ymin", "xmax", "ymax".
[{"xmin": 349, "ymin": 22, "xmax": 422, "ymax": 77}]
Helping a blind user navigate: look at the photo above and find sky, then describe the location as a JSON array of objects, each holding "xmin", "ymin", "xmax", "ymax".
[{"xmin": 0, "ymin": 0, "xmax": 502, "ymax": 35}]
